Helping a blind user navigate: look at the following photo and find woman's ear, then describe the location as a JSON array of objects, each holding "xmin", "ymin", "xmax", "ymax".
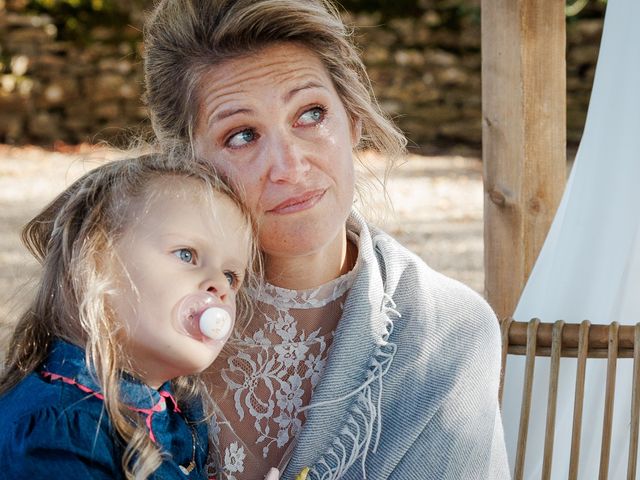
[{"xmin": 351, "ymin": 117, "xmax": 362, "ymax": 147}]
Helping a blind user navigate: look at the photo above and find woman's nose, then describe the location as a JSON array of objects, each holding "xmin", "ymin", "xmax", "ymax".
[{"xmin": 267, "ymin": 133, "xmax": 310, "ymax": 184}]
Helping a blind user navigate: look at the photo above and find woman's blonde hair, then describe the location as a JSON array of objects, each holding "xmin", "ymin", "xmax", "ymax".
[
  {"xmin": 0, "ymin": 149, "xmax": 258, "ymax": 479},
  {"xmin": 143, "ymin": 0, "xmax": 407, "ymax": 166}
]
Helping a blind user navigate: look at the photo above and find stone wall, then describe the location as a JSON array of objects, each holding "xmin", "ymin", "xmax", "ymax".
[{"xmin": 0, "ymin": 1, "xmax": 605, "ymax": 150}]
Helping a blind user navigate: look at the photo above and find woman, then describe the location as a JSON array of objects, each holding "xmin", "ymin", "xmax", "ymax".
[{"xmin": 143, "ymin": 1, "xmax": 509, "ymax": 479}]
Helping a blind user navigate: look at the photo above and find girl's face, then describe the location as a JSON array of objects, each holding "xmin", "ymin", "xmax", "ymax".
[
  {"xmin": 110, "ymin": 177, "xmax": 251, "ymax": 388},
  {"xmin": 194, "ymin": 43, "xmax": 359, "ymax": 262}
]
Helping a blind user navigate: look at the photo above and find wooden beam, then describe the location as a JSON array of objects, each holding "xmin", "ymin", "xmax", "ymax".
[{"xmin": 481, "ymin": 0, "xmax": 567, "ymax": 320}]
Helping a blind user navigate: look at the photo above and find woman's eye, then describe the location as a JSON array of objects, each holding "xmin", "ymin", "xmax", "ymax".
[
  {"xmin": 174, "ymin": 248, "xmax": 196, "ymax": 264},
  {"xmin": 297, "ymin": 106, "xmax": 326, "ymax": 126},
  {"xmin": 226, "ymin": 129, "xmax": 256, "ymax": 148}
]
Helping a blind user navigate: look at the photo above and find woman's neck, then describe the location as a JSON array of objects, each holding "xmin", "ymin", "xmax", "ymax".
[{"xmin": 265, "ymin": 229, "xmax": 357, "ymax": 290}]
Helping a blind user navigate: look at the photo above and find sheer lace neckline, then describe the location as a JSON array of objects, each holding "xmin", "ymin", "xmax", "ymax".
[
  {"xmin": 250, "ymin": 261, "xmax": 358, "ymax": 310},
  {"xmin": 209, "ymin": 233, "xmax": 361, "ymax": 479},
  {"xmin": 250, "ymin": 232, "xmax": 360, "ymax": 310}
]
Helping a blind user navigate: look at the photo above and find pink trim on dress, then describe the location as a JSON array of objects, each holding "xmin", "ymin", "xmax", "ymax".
[{"xmin": 40, "ymin": 370, "xmax": 177, "ymax": 444}]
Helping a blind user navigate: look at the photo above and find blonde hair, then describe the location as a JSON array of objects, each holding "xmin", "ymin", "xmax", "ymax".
[
  {"xmin": 143, "ymin": 0, "xmax": 407, "ymax": 167},
  {"xmin": 0, "ymin": 150, "xmax": 258, "ymax": 479}
]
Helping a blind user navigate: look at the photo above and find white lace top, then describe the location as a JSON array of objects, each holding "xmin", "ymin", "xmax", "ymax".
[{"xmin": 206, "ymin": 257, "xmax": 359, "ymax": 480}]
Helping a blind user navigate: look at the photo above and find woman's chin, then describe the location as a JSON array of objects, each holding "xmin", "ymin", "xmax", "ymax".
[{"xmin": 261, "ymin": 211, "xmax": 349, "ymax": 259}]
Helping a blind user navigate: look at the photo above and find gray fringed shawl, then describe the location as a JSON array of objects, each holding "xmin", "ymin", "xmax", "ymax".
[{"xmin": 281, "ymin": 211, "xmax": 510, "ymax": 480}]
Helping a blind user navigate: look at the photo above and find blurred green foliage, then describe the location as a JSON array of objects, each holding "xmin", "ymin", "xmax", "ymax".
[
  {"xmin": 339, "ymin": 0, "xmax": 479, "ymax": 23},
  {"xmin": 339, "ymin": 0, "xmax": 606, "ymax": 22},
  {"xmin": 566, "ymin": 0, "xmax": 607, "ymax": 17},
  {"xmin": 25, "ymin": 0, "xmax": 135, "ymax": 42},
  {"xmin": 338, "ymin": 0, "xmax": 425, "ymax": 17},
  {"xmin": 21, "ymin": 0, "xmax": 608, "ymax": 43}
]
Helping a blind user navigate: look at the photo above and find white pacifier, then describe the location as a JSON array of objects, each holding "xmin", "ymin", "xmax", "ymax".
[
  {"xmin": 198, "ymin": 306, "xmax": 232, "ymax": 340},
  {"xmin": 175, "ymin": 291, "xmax": 234, "ymax": 341}
]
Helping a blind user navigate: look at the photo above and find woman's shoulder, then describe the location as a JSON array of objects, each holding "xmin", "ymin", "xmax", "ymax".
[
  {"xmin": 371, "ymin": 229, "xmax": 503, "ymax": 409},
  {"xmin": 371, "ymin": 225, "xmax": 495, "ymax": 318},
  {"xmin": 368, "ymin": 225, "xmax": 500, "ymax": 362}
]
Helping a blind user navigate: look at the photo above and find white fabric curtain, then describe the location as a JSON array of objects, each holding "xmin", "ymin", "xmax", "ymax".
[{"xmin": 501, "ymin": 0, "xmax": 640, "ymax": 478}]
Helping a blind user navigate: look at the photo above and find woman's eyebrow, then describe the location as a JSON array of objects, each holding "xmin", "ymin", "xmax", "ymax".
[
  {"xmin": 212, "ymin": 107, "xmax": 254, "ymax": 123},
  {"xmin": 284, "ymin": 81, "xmax": 327, "ymax": 102},
  {"xmin": 207, "ymin": 81, "xmax": 327, "ymax": 126}
]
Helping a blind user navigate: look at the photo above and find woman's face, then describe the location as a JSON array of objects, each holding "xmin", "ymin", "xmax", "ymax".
[{"xmin": 193, "ymin": 43, "xmax": 359, "ymax": 260}]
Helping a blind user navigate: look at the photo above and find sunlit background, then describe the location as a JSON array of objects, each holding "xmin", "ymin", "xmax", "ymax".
[{"xmin": 0, "ymin": 0, "xmax": 605, "ymax": 330}]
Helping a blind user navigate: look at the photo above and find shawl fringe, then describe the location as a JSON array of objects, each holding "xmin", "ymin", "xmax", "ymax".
[{"xmin": 300, "ymin": 280, "xmax": 399, "ymax": 480}]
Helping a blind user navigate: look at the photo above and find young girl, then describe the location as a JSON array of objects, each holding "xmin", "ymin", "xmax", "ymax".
[{"xmin": 0, "ymin": 152, "xmax": 264, "ymax": 479}]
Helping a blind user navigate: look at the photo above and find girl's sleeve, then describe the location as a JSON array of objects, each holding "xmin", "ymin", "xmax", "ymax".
[{"xmin": 0, "ymin": 406, "xmax": 122, "ymax": 479}]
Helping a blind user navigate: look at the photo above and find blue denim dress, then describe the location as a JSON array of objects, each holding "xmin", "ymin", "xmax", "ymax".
[{"xmin": 0, "ymin": 340, "xmax": 209, "ymax": 479}]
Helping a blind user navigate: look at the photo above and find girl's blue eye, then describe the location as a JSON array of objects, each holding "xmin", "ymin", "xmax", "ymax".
[
  {"xmin": 174, "ymin": 248, "xmax": 195, "ymax": 264},
  {"xmin": 227, "ymin": 129, "xmax": 256, "ymax": 148},
  {"xmin": 298, "ymin": 106, "xmax": 326, "ymax": 126},
  {"xmin": 224, "ymin": 271, "xmax": 239, "ymax": 287}
]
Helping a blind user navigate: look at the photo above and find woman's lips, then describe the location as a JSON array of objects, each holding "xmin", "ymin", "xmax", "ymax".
[{"xmin": 267, "ymin": 189, "xmax": 326, "ymax": 214}]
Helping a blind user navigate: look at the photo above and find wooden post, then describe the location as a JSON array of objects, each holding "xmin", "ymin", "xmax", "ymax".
[{"xmin": 481, "ymin": 0, "xmax": 567, "ymax": 320}]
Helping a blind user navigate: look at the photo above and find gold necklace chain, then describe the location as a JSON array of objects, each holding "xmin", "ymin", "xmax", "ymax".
[{"xmin": 178, "ymin": 421, "xmax": 197, "ymax": 475}]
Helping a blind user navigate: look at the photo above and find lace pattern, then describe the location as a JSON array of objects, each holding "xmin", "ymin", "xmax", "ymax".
[
  {"xmin": 207, "ymin": 258, "xmax": 359, "ymax": 480},
  {"xmin": 249, "ymin": 269, "xmax": 356, "ymax": 310}
]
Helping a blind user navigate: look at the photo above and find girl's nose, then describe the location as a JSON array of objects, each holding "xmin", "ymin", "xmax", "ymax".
[
  {"xmin": 200, "ymin": 275, "xmax": 229, "ymax": 302},
  {"xmin": 267, "ymin": 133, "xmax": 310, "ymax": 184}
]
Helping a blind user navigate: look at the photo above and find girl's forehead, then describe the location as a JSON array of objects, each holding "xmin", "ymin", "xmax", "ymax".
[
  {"xmin": 121, "ymin": 176, "xmax": 212, "ymax": 222},
  {"xmin": 149, "ymin": 177, "xmax": 247, "ymax": 226},
  {"xmin": 118, "ymin": 179, "xmax": 250, "ymax": 250},
  {"xmin": 138, "ymin": 175, "xmax": 219, "ymax": 208}
]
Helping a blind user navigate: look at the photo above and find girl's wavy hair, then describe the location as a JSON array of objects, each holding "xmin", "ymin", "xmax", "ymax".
[
  {"xmin": 143, "ymin": 0, "xmax": 407, "ymax": 171},
  {"xmin": 0, "ymin": 150, "xmax": 259, "ymax": 479}
]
